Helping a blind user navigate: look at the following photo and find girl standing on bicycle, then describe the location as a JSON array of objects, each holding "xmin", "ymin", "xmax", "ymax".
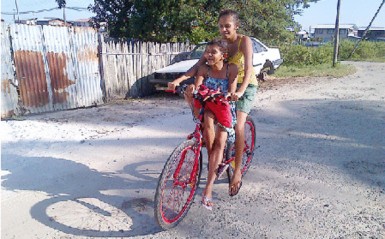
[
  {"xmin": 169, "ymin": 9, "xmax": 258, "ymax": 197},
  {"xmin": 191, "ymin": 39, "xmax": 238, "ymax": 210}
]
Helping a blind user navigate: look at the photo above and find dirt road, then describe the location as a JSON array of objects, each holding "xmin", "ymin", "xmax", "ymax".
[{"xmin": 2, "ymin": 61, "xmax": 384, "ymax": 238}]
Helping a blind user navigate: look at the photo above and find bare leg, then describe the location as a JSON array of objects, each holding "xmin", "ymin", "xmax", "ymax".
[
  {"xmin": 183, "ymin": 85, "xmax": 203, "ymax": 119},
  {"xmin": 229, "ymin": 110, "xmax": 247, "ymax": 196},
  {"xmin": 203, "ymin": 111, "xmax": 215, "ymax": 157},
  {"xmin": 203, "ymin": 125, "xmax": 228, "ymax": 207}
]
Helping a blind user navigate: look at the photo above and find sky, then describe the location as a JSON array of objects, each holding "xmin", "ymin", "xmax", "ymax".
[
  {"xmin": 1, "ymin": 0, "xmax": 95, "ymax": 22},
  {"xmin": 294, "ymin": 0, "xmax": 385, "ymax": 31},
  {"xmin": 1, "ymin": 0, "xmax": 384, "ymax": 30}
]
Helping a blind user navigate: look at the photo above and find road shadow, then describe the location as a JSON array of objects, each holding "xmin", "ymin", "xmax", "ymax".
[
  {"xmin": 1, "ymin": 153, "xmax": 165, "ymax": 237},
  {"xmin": 251, "ymin": 98, "xmax": 385, "ymax": 190}
]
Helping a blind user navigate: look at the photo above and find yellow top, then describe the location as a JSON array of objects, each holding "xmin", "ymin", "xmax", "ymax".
[{"xmin": 227, "ymin": 36, "xmax": 258, "ymax": 86}]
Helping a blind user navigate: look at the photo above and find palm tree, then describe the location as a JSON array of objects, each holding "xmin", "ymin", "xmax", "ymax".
[
  {"xmin": 55, "ymin": 0, "xmax": 66, "ymax": 23},
  {"xmin": 56, "ymin": 0, "xmax": 66, "ymax": 8}
]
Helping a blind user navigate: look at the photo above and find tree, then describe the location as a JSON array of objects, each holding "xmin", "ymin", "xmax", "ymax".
[
  {"xmin": 55, "ymin": 0, "xmax": 66, "ymax": 8},
  {"xmin": 219, "ymin": 0, "xmax": 319, "ymax": 44},
  {"xmin": 88, "ymin": 0, "xmax": 319, "ymax": 44},
  {"xmin": 89, "ymin": 0, "xmax": 222, "ymax": 42},
  {"xmin": 89, "ymin": 0, "xmax": 135, "ymax": 38}
]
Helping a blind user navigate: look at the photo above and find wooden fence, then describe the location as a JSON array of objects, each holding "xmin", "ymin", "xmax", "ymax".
[
  {"xmin": 100, "ymin": 37, "xmax": 192, "ymax": 99},
  {"xmin": 1, "ymin": 23, "xmax": 193, "ymax": 118}
]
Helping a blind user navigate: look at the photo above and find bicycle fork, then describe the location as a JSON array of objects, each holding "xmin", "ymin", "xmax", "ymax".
[{"xmin": 172, "ymin": 141, "xmax": 202, "ymax": 189}]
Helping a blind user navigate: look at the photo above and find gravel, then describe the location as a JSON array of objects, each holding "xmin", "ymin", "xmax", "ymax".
[{"xmin": 2, "ymin": 61, "xmax": 384, "ymax": 239}]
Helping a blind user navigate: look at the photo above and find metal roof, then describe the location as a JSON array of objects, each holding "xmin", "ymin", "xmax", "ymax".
[
  {"xmin": 313, "ymin": 24, "xmax": 357, "ymax": 29},
  {"xmin": 358, "ymin": 26, "xmax": 385, "ymax": 31}
]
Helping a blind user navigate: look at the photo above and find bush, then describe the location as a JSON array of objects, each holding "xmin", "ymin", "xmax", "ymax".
[
  {"xmin": 339, "ymin": 40, "xmax": 385, "ymax": 61},
  {"xmin": 280, "ymin": 40, "xmax": 385, "ymax": 67},
  {"xmin": 280, "ymin": 44, "xmax": 333, "ymax": 66}
]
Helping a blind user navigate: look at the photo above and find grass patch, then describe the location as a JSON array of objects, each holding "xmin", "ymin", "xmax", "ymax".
[{"xmin": 274, "ymin": 63, "xmax": 356, "ymax": 78}]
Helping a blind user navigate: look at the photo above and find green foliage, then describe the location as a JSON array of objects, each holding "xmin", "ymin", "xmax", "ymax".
[
  {"xmin": 89, "ymin": 0, "xmax": 319, "ymax": 43},
  {"xmin": 279, "ymin": 44, "xmax": 333, "ymax": 66},
  {"xmin": 339, "ymin": 40, "xmax": 385, "ymax": 61},
  {"xmin": 275, "ymin": 63, "xmax": 356, "ymax": 78},
  {"xmin": 337, "ymin": 40, "xmax": 354, "ymax": 60},
  {"xmin": 89, "ymin": 0, "xmax": 222, "ymax": 42},
  {"xmin": 55, "ymin": 0, "xmax": 66, "ymax": 8},
  {"xmin": 279, "ymin": 40, "xmax": 385, "ymax": 70}
]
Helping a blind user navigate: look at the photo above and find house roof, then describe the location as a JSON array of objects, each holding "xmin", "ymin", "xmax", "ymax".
[
  {"xmin": 358, "ymin": 26, "xmax": 385, "ymax": 31},
  {"xmin": 297, "ymin": 30, "xmax": 308, "ymax": 35},
  {"xmin": 314, "ymin": 24, "xmax": 357, "ymax": 29}
]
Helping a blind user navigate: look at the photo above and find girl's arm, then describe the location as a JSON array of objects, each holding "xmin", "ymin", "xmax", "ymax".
[
  {"xmin": 184, "ymin": 65, "xmax": 207, "ymax": 98},
  {"xmin": 236, "ymin": 35, "xmax": 254, "ymax": 96},
  {"xmin": 194, "ymin": 65, "xmax": 208, "ymax": 89},
  {"xmin": 168, "ymin": 56, "xmax": 207, "ymax": 90},
  {"xmin": 184, "ymin": 65, "xmax": 207, "ymax": 114}
]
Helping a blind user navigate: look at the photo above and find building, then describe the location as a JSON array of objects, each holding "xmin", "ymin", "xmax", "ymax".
[
  {"xmin": 312, "ymin": 24, "xmax": 358, "ymax": 42},
  {"xmin": 36, "ymin": 18, "xmax": 71, "ymax": 26},
  {"xmin": 69, "ymin": 19, "xmax": 92, "ymax": 27},
  {"xmin": 357, "ymin": 26, "xmax": 385, "ymax": 41},
  {"xmin": 14, "ymin": 18, "xmax": 91, "ymax": 27}
]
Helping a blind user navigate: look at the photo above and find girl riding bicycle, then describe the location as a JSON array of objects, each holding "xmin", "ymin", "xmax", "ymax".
[
  {"xmin": 169, "ymin": 10, "xmax": 258, "ymax": 197},
  {"xmin": 171, "ymin": 39, "xmax": 238, "ymax": 210}
]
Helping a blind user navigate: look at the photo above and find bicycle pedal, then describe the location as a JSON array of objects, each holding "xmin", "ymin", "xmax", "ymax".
[
  {"xmin": 186, "ymin": 133, "xmax": 194, "ymax": 140},
  {"xmin": 216, "ymin": 163, "xmax": 229, "ymax": 178}
]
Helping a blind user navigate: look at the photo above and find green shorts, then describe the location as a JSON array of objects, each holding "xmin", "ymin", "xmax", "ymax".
[{"xmin": 236, "ymin": 84, "xmax": 257, "ymax": 114}]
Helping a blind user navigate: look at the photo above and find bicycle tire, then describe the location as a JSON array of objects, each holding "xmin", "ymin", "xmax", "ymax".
[
  {"xmin": 154, "ymin": 139, "xmax": 202, "ymax": 230},
  {"xmin": 225, "ymin": 115, "xmax": 256, "ymax": 179}
]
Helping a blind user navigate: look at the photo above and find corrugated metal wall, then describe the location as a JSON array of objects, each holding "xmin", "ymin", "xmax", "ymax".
[
  {"xmin": 1, "ymin": 23, "xmax": 193, "ymax": 118},
  {"xmin": 2, "ymin": 23, "xmax": 103, "ymax": 117},
  {"xmin": 1, "ymin": 22, "xmax": 19, "ymax": 118}
]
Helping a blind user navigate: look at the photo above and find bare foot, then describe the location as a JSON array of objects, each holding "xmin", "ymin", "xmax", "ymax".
[
  {"xmin": 229, "ymin": 169, "xmax": 242, "ymax": 196},
  {"xmin": 202, "ymin": 188, "xmax": 214, "ymax": 210}
]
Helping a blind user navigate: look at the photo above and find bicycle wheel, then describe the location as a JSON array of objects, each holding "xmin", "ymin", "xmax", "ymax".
[
  {"xmin": 225, "ymin": 115, "xmax": 256, "ymax": 178},
  {"xmin": 154, "ymin": 139, "xmax": 202, "ymax": 230}
]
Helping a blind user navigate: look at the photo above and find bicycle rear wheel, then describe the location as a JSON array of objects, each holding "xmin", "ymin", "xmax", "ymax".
[
  {"xmin": 154, "ymin": 139, "xmax": 202, "ymax": 230},
  {"xmin": 225, "ymin": 115, "xmax": 256, "ymax": 178}
]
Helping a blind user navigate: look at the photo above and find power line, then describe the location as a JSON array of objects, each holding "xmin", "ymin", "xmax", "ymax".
[{"xmin": 1, "ymin": 6, "xmax": 89, "ymax": 16}]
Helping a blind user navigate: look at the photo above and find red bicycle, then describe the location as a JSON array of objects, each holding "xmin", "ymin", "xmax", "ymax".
[{"xmin": 154, "ymin": 87, "xmax": 256, "ymax": 230}]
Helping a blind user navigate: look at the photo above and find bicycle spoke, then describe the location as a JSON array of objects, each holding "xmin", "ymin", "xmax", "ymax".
[{"xmin": 154, "ymin": 139, "xmax": 202, "ymax": 229}]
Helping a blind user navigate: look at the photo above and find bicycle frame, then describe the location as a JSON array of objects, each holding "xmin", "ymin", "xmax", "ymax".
[{"xmin": 172, "ymin": 123, "xmax": 203, "ymax": 189}]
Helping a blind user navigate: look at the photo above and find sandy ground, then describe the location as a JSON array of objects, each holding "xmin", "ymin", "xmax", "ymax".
[{"xmin": 1, "ymin": 61, "xmax": 385, "ymax": 239}]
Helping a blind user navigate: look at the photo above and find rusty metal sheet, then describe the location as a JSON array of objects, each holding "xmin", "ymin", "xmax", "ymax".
[
  {"xmin": 6, "ymin": 24, "xmax": 103, "ymax": 116},
  {"xmin": 42, "ymin": 25, "xmax": 77, "ymax": 110},
  {"xmin": 42, "ymin": 26, "xmax": 103, "ymax": 109},
  {"xmin": 10, "ymin": 24, "xmax": 52, "ymax": 114},
  {"xmin": 70, "ymin": 27, "xmax": 103, "ymax": 106},
  {"xmin": 1, "ymin": 22, "xmax": 19, "ymax": 118}
]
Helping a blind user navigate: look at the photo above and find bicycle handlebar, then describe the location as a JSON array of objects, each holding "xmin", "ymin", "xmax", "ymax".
[
  {"xmin": 164, "ymin": 84, "xmax": 187, "ymax": 95},
  {"xmin": 164, "ymin": 84, "xmax": 239, "ymax": 102}
]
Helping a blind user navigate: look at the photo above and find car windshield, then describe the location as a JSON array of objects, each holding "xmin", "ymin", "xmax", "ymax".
[{"xmin": 189, "ymin": 43, "xmax": 207, "ymax": 59}]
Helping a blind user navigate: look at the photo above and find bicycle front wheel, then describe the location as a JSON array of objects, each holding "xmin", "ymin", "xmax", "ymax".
[
  {"xmin": 154, "ymin": 139, "xmax": 202, "ymax": 230},
  {"xmin": 226, "ymin": 115, "xmax": 256, "ymax": 178}
]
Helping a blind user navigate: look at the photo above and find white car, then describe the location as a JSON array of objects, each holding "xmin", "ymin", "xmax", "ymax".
[{"xmin": 151, "ymin": 37, "xmax": 283, "ymax": 90}]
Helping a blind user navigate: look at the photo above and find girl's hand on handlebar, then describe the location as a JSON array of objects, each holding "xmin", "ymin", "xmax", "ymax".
[
  {"xmin": 230, "ymin": 92, "xmax": 243, "ymax": 101},
  {"xmin": 185, "ymin": 84, "xmax": 196, "ymax": 98},
  {"xmin": 225, "ymin": 93, "xmax": 233, "ymax": 101},
  {"xmin": 167, "ymin": 82, "xmax": 179, "ymax": 92}
]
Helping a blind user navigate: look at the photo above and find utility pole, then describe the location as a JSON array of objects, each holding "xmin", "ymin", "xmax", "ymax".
[
  {"xmin": 63, "ymin": 7, "xmax": 66, "ymax": 25},
  {"xmin": 333, "ymin": 0, "xmax": 341, "ymax": 67},
  {"xmin": 14, "ymin": 0, "xmax": 20, "ymax": 22}
]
